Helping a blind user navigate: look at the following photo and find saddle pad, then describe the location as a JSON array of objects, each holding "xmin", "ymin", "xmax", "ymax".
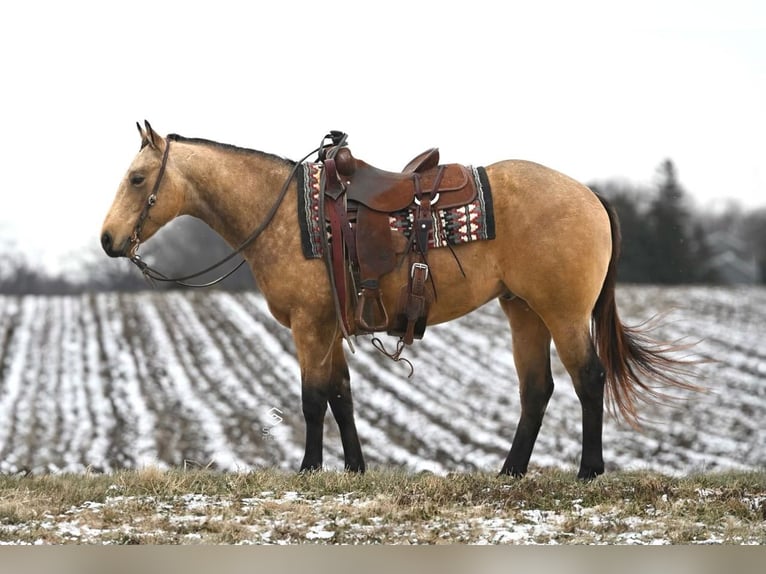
[{"xmin": 297, "ymin": 162, "xmax": 495, "ymax": 260}]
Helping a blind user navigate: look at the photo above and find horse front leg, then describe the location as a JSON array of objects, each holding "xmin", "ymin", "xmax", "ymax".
[
  {"xmin": 293, "ymin": 322, "xmax": 332, "ymax": 472},
  {"xmin": 327, "ymin": 340, "xmax": 365, "ymax": 472},
  {"xmin": 300, "ymin": 379, "xmax": 328, "ymax": 472},
  {"xmin": 293, "ymin": 323, "xmax": 365, "ymax": 473}
]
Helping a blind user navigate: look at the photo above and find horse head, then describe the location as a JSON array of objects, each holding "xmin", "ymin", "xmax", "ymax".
[{"xmin": 100, "ymin": 121, "xmax": 185, "ymax": 258}]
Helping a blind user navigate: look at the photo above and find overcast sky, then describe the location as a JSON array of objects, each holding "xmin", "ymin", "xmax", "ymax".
[{"xmin": 1, "ymin": 1, "xmax": 764, "ymax": 271}]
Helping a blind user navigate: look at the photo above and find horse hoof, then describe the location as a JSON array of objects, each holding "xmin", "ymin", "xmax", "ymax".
[
  {"xmin": 577, "ymin": 465, "xmax": 604, "ymax": 481},
  {"xmin": 498, "ymin": 466, "xmax": 526, "ymax": 478}
]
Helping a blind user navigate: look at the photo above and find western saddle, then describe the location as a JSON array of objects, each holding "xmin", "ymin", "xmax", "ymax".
[{"xmin": 318, "ymin": 132, "xmax": 479, "ymax": 346}]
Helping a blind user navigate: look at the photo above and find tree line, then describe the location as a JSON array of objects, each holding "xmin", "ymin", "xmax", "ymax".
[
  {"xmin": 0, "ymin": 217, "xmax": 255, "ymax": 295},
  {"xmin": 1, "ymin": 159, "xmax": 764, "ymax": 294},
  {"xmin": 592, "ymin": 159, "xmax": 765, "ymax": 285}
]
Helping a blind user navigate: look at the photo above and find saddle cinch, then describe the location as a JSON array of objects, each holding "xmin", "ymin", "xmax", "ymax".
[{"xmin": 319, "ymin": 136, "xmax": 479, "ymax": 346}]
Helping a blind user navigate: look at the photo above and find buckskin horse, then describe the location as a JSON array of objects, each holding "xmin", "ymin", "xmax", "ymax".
[{"xmin": 101, "ymin": 122, "xmax": 698, "ymax": 479}]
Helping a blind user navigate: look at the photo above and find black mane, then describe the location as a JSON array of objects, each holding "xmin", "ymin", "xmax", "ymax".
[{"xmin": 168, "ymin": 134, "xmax": 296, "ymax": 166}]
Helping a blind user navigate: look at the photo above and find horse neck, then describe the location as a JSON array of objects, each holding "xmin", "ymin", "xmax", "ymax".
[{"xmin": 174, "ymin": 140, "xmax": 295, "ymax": 252}]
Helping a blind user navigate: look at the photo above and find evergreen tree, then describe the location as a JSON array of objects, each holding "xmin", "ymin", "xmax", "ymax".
[
  {"xmin": 742, "ymin": 208, "xmax": 766, "ymax": 283},
  {"xmin": 591, "ymin": 183, "xmax": 654, "ymax": 282},
  {"xmin": 646, "ymin": 159, "xmax": 699, "ymax": 284}
]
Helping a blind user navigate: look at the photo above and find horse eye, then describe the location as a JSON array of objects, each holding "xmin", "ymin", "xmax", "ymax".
[{"xmin": 130, "ymin": 174, "xmax": 146, "ymax": 186}]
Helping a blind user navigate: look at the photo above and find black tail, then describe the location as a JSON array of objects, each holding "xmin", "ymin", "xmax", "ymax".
[{"xmin": 591, "ymin": 194, "xmax": 704, "ymax": 427}]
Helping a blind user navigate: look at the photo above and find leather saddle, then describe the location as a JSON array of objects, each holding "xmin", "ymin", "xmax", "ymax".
[{"xmin": 320, "ymin": 140, "xmax": 478, "ymax": 344}]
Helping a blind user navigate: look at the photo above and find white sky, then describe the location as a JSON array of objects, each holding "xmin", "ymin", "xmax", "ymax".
[{"xmin": 1, "ymin": 1, "xmax": 765, "ymax": 271}]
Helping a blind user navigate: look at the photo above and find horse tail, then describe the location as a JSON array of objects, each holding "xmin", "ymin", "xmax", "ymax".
[{"xmin": 591, "ymin": 194, "xmax": 703, "ymax": 428}]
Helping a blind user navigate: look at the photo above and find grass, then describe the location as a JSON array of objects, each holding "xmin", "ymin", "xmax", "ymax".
[{"xmin": 0, "ymin": 467, "xmax": 764, "ymax": 544}]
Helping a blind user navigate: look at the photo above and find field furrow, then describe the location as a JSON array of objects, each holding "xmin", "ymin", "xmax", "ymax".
[
  {"xmin": 0, "ymin": 297, "xmax": 21, "ymax": 394},
  {"xmin": 58, "ymin": 296, "xmax": 92, "ymax": 471},
  {"xmin": 157, "ymin": 293, "xmax": 253, "ymax": 458},
  {"xmin": 94, "ymin": 293, "xmax": 158, "ymax": 468},
  {"xmin": 159, "ymin": 291, "xmax": 300, "ymax": 468},
  {"xmin": 205, "ymin": 293, "xmax": 310, "ymax": 467},
  {"xmin": 193, "ymin": 293, "xmax": 301, "ymax": 467},
  {"xmin": 346, "ymin": 336, "xmax": 507, "ymax": 472},
  {"xmin": 0, "ymin": 297, "xmax": 46, "ymax": 472},
  {"xmin": 130, "ymin": 295, "xmax": 232, "ymax": 468},
  {"xmin": 79, "ymin": 295, "xmax": 113, "ymax": 471}
]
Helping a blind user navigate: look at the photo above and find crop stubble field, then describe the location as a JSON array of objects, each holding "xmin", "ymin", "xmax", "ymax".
[
  {"xmin": 0, "ymin": 285, "xmax": 764, "ymax": 544},
  {"xmin": 0, "ymin": 285, "xmax": 763, "ymax": 476}
]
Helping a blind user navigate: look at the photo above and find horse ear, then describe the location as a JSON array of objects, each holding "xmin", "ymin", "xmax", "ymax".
[
  {"xmin": 143, "ymin": 120, "xmax": 162, "ymax": 150},
  {"xmin": 137, "ymin": 121, "xmax": 150, "ymax": 149}
]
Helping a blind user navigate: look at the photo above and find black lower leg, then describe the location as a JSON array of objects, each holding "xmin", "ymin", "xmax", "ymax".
[
  {"xmin": 576, "ymin": 350, "xmax": 606, "ymax": 480},
  {"xmin": 329, "ymin": 384, "xmax": 365, "ymax": 473},
  {"xmin": 300, "ymin": 384, "xmax": 328, "ymax": 472}
]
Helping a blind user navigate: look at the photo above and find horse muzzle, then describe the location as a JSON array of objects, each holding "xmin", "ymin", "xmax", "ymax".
[{"xmin": 100, "ymin": 231, "xmax": 129, "ymax": 258}]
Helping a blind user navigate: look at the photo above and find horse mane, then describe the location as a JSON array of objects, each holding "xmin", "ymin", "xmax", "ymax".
[{"xmin": 168, "ymin": 134, "xmax": 296, "ymax": 166}]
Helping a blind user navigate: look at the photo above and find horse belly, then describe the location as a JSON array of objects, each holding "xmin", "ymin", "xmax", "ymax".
[{"xmin": 378, "ymin": 240, "xmax": 506, "ymax": 327}]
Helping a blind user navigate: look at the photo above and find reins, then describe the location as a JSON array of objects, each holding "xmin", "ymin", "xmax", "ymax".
[
  {"xmin": 127, "ymin": 130, "xmax": 418, "ymax": 373},
  {"xmin": 128, "ymin": 135, "xmax": 328, "ymax": 288}
]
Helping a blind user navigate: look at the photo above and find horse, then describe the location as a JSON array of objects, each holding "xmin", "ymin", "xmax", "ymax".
[{"xmin": 100, "ymin": 121, "xmax": 699, "ymax": 479}]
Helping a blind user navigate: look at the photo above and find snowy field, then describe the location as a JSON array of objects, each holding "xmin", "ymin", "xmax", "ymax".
[{"xmin": 0, "ymin": 285, "xmax": 763, "ymax": 476}]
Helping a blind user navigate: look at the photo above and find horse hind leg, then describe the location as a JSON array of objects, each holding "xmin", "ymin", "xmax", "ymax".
[
  {"xmin": 498, "ymin": 297, "xmax": 555, "ymax": 477},
  {"xmin": 548, "ymin": 317, "xmax": 607, "ymax": 480}
]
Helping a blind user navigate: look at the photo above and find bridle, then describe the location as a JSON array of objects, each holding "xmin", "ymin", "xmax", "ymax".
[
  {"xmin": 126, "ymin": 133, "xmax": 336, "ymax": 288},
  {"xmin": 128, "ymin": 134, "xmax": 174, "ymax": 260}
]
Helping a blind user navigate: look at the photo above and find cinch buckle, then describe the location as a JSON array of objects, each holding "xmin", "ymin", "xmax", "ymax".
[{"xmin": 411, "ymin": 262, "xmax": 429, "ymax": 281}]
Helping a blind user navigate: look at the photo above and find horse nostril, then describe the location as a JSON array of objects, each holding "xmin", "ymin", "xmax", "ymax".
[{"xmin": 101, "ymin": 232, "xmax": 113, "ymax": 255}]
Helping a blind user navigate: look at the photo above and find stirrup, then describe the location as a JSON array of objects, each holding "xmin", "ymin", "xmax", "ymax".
[{"xmin": 356, "ymin": 287, "xmax": 389, "ymax": 332}]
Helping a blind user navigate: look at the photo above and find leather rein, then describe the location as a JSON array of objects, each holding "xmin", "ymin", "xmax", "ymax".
[{"xmin": 127, "ymin": 134, "xmax": 327, "ymax": 288}]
